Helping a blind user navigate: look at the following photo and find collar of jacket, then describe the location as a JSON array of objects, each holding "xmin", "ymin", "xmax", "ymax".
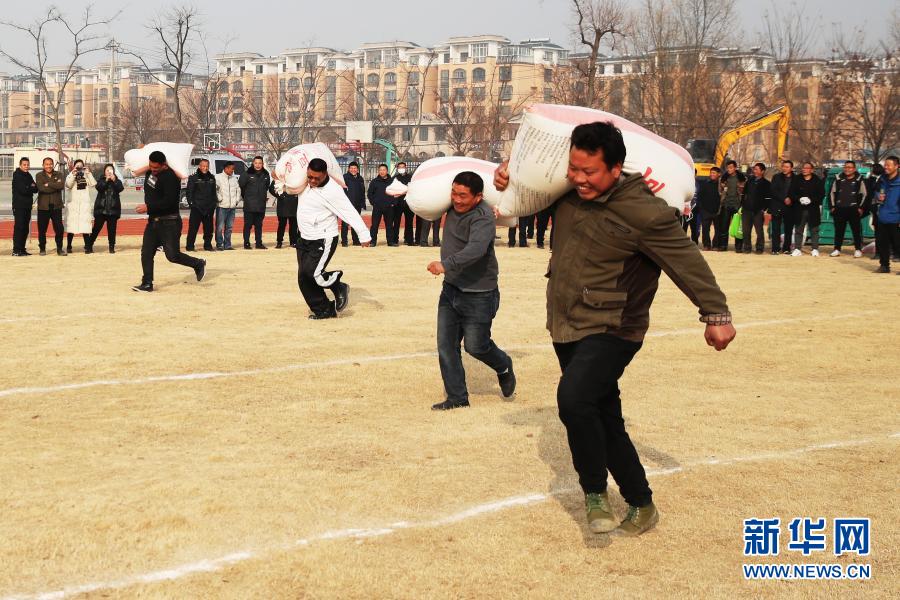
[
  {"xmin": 195, "ymin": 170, "xmax": 214, "ymax": 179},
  {"xmin": 247, "ymin": 167, "xmax": 268, "ymax": 176},
  {"xmin": 586, "ymin": 172, "xmax": 644, "ymax": 205}
]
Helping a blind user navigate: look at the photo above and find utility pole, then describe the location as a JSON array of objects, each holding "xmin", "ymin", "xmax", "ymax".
[{"xmin": 107, "ymin": 39, "xmax": 118, "ymax": 162}]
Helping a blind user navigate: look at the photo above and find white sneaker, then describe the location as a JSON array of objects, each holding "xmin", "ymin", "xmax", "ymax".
[
  {"xmin": 830, "ymin": 249, "xmax": 841, "ymax": 257},
  {"xmin": 811, "ymin": 249, "xmax": 820, "ymax": 257},
  {"xmin": 791, "ymin": 249, "xmax": 802, "ymax": 257},
  {"xmin": 854, "ymin": 250, "xmax": 863, "ymax": 258}
]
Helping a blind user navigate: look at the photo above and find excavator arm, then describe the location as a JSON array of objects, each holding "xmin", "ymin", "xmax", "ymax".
[{"xmin": 713, "ymin": 105, "xmax": 791, "ymax": 166}]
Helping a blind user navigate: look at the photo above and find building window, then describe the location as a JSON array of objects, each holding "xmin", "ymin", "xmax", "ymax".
[
  {"xmin": 327, "ymin": 60, "xmax": 336, "ymax": 70},
  {"xmin": 500, "ymin": 84, "xmax": 512, "ymax": 101},
  {"xmin": 367, "ymin": 108, "xmax": 378, "ymax": 120},
  {"xmin": 499, "ymin": 66, "xmax": 511, "ymax": 81},
  {"xmin": 472, "ymin": 68, "xmax": 486, "ymax": 83},
  {"xmin": 384, "ymin": 90, "xmax": 397, "ymax": 104},
  {"xmin": 472, "ymin": 43, "xmax": 488, "ymax": 61},
  {"xmin": 452, "ymin": 69, "xmax": 466, "ymax": 84},
  {"xmin": 544, "ymin": 68, "xmax": 553, "ymax": 83},
  {"xmin": 408, "ymin": 72, "xmax": 420, "ymax": 86},
  {"xmin": 367, "ymin": 73, "xmax": 380, "ymax": 87},
  {"xmin": 614, "ymin": 63, "xmax": 623, "ymax": 74},
  {"xmin": 409, "ymin": 55, "xmax": 420, "ymax": 66},
  {"xmin": 435, "ymin": 126, "xmax": 447, "ymax": 141},
  {"xmin": 472, "ymin": 87, "xmax": 486, "ymax": 101},
  {"xmin": 443, "ymin": 53, "xmax": 450, "ymax": 64},
  {"xmin": 385, "ymin": 72, "xmax": 397, "ymax": 86},
  {"xmin": 453, "ymin": 88, "xmax": 466, "ymax": 101},
  {"xmin": 255, "ymin": 65, "xmax": 263, "ymax": 74},
  {"xmin": 419, "ymin": 127, "xmax": 428, "ymax": 141},
  {"xmin": 367, "ymin": 91, "xmax": 378, "ymax": 105},
  {"xmin": 544, "ymin": 87, "xmax": 552, "ymax": 101},
  {"xmin": 460, "ymin": 52, "xmax": 469, "ymax": 62},
  {"xmin": 402, "ymin": 127, "xmax": 412, "ymax": 141}
]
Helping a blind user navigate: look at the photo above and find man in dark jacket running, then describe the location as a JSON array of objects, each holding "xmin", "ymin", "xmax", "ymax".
[
  {"xmin": 239, "ymin": 155, "xmax": 271, "ymax": 249},
  {"xmin": 185, "ymin": 159, "xmax": 217, "ymax": 252}
]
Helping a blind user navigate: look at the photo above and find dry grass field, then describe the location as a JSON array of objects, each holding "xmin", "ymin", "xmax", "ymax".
[{"xmin": 0, "ymin": 230, "xmax": 897, "ymax": 599}]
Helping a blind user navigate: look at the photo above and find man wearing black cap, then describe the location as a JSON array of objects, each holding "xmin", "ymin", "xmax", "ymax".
[{"xmin": 132, "ymin": 150, "xmax": 206, "ymax": 292}]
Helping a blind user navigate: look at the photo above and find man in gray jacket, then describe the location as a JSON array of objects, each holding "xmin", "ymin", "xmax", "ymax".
[
  {"xmin": 215, "ymin": 162, "xmax": 241, "ymax": 250},
  {"xmin": 426, "ymin": 171, "xmax": 515, "ymax": 410}
]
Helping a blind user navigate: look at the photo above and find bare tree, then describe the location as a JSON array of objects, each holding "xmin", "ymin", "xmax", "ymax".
[
  {"xmin": 116, "ymin": 96, "xmax": 175, "ymax": 150},
  {"xmin": 122, "ymin": 5, "xmax": 200, "ymax": 141},
  {"xmin": 569, "ymin": 0, "xmax": 630, "ymax": 107},
  {"xmin": 0, "ymin": 5, "xmax": 116, "ymax": 169}
]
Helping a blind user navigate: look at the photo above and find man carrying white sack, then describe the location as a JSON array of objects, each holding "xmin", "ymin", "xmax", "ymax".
[
  {"xmin": 297, "ymin": 158, "xmax": 371, "ymax": 319},
  {"xmin": 494, "ymin": 122, "xmax": 735, "ymax": 536},
  {"xmin": 426, "ymin": 171, "xmax": 516, "ymax": 411}
]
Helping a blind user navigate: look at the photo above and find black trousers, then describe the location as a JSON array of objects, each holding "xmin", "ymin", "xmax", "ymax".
[
  {"xmin": 876, "ymin": 221, "xmax": 900, "ymax": 268},
  {"xmin": 37, "ymin": 208, "xmax": 64, "ymax": 251},
  {"xmin": 277, "ymin": 216, "xmax": 299, "ymax": 246},
  {"xmin": 682, "ymin": 213, "xmax": 700, "ymax": 244},
  {"xmin": 832, "ymin": 207, "xmax": 863, "ymax": 251},
  {"xmin": 416, "ymin": 216, "xmax": 441, "ymax": 246},
  {"xmin": 716, "ymin": 206, "xmax": 738, "ymax": 250},
  {"xmin": 769, "ymin": 210, "xmax": 787, "ymax": 252},
  {"xmin": 701, "ymin": 215, "xmax": 717, "ymax": 249},
  {"xmin": 341, "ymin": 204, "xmax": 364, "ymax": 245},
  {"xmin": 391, "ymin": 199, "xmax": 415, "ymax": 245},
  {"xmin": 243, "ymin": 210, "xmax": 265, "ymax": 246},
  {"xmin": 12, "ymin": 207, "xmax": 31, "ymax": 253},
  {"xmin": 508, "ymin": 217, "xmax": 529, "ymax": 246},
  {"xmin": 740, "ymin": 209, "xmax": 765, "ymax": 252},
  {"xmin": 537, "ymin": 206, "xmax": 554, "ymax": 247},
  {"xmin": 554, "ymin": 333, "xmax": 651, "ymax": 506},
  {"xmin": 871, "ymin": 210, "xmax": 879, "ymax": 256},
  {"xmin": 186, "ymin": 208, "xmax": 214, "ymax": 249},
  {"xmin": 296, "ymin": 235, "xmax": 340, "ymax": 315},
  {"xmin": 140, "ymin": 217, "xmax": 202, "ymax": 284},
  {"xmin": 524, "ymin": 214, "xmax": 535, "ymax": 237},
  {"xmin": 370, "ymin": 204, "xmax": 396, "ymax": 246},
  {"xmin": 89, "ymin": 215, "xmax": 118, "ymax": 249}
]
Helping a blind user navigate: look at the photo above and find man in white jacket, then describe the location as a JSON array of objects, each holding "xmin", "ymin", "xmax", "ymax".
[
  {"xmin": 215, "ymin": 162, "xmax": 242, "ymax": 250},
  {"xmin": 297, "ymin": 158, "xmax": 371, "ymax": 319}
]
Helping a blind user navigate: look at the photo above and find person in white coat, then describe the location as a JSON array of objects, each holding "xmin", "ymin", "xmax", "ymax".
[
  {"xmin": 215, "ymin": 161, "xmax": 242, "ymax": 250},
  {"xmin": 297, "ymin": 158, "xmax": 371, "ymax": 319},
  {"xmin": 65, "ymin": 159, "xmax": 97, "ymax": 253}
]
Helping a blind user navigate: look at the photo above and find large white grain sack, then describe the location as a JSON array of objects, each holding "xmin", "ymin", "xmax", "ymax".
[
  {"xmin": 406, "ymin": 156, "xmax": 517, "ymax": 227},
  {"xmin": 124, "ymin": 142, "xmax": 194, "ymax": 180},
  {"xmin": 386, "ymin": 179, "xmax": 408, "ymax": 197},
  {"xmin": 275, "ymin": 142, "xmax": 344, "ymax": 194},
  {"xmin": 498, "ymin": 104, "xmax": 695, "ymax": 216}
]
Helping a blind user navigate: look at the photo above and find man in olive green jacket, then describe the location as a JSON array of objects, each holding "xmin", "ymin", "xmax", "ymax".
[
  {"xmin": 495, "ymin": 121, "xmax": 735, "ymax": 537},
  {"xmin": 35, "ymin": 157, "xmax": 67, "ymax": 255}
]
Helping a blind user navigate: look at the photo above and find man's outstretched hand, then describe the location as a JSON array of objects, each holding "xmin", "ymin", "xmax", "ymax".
[
  {"xmin": 705, "ymin": 323, "xmax": 736, "ymax": 351},
  {"xmin": 427, "ymin": 261, "xmax": 445, "ymax": 275}
]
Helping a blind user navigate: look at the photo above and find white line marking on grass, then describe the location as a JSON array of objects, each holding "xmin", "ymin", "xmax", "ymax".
[
  {"xmin": 4, "ymin": 432, "xmax": 895, "ymax": 600},
  {"xmin": 0, "ymin": 311, "xmax": 877, "ymax": 400}
]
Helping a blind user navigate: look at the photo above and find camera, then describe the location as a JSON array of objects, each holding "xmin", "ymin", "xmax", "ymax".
[{"xmin": 75, "ymin": 168, "xmax": 87, "ymax": 190}]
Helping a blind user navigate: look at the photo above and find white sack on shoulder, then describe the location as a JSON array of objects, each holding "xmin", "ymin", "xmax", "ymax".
[
  {"xmin": 274, "ymin": 143, "xmax": 344, "ymax": 195},
  {"xmin": 124, "ymin": 142, "xmax": 194, "ymax": 180}
]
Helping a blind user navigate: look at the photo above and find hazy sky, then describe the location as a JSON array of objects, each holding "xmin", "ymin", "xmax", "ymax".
[{"xmin": 0, "ymin": 0, "xmax": 894, "ymax": 73}]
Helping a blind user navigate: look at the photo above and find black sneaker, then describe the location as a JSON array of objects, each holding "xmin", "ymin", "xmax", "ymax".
[
  {"xmin": 334, "ymin": 282, "xmax": 350, "ymax": 312},
  {"xmin": 39, "ymin": 249, "xmax": 46, "ymax": 256},
  {"xmin": 431, "ymin": 399, "xmax": 470, "ymax": 411},
  {"xmin": 537, "ymin": 243, "xmax": 545, "ymax": 249},
  {"xmin": 185, "ymin": 246, "xmax": 195, "ymax": 252},
  {"xmin": 244, "ymin": 243, "xmax": 253, "ymax": 250},
  {"xmin": 256, "ymin": 244, "xmax": 268, "ymax": 250},
  {"xmin": 85, "ymin": 246, "xmax": 94, "ymax": 254},
  {"xmin": 203, "ymin": 245, "xmax": 215, "ymax": 252},
  {"xmin": 874, "ymin": 265, "xmax": 890, "ymax": 273},
  {"xmin": 109, "ymin": 247, "xmax": 115, "ymax": 254},
  {"xmin": 276, "ymin": 242, "xmax": 283, "ymax": 249},
  {"xmin": 498, "ymin": 363, "xmax": 516, "ymax": 399},
  {"xmin": 308, "ymin": 310, "xmax": 337, "ymax": 320},
  {"xmin": 195, "ymin": 259, "xmax": 207, "ymax": 282},
  {"xmin": 341, "ymin": 241, "xmax": 349, "ymax": 247},
  {"xmin": 57, "ymin": 248, "xmax": 67, "ymax": 256},
  {"xmin": 132, "ymin": 282, "xmax": 153, "ymax": 292}
]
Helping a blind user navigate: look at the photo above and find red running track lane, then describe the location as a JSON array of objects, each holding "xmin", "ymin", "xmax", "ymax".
[{"xmin": 0, "ymin": 214, "xmax": 413, "ymax": 239}]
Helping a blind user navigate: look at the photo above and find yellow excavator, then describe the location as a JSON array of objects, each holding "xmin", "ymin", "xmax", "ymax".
[{"xmin": 686, "ymin": 105, "xmax": 791, "ymax": 177}]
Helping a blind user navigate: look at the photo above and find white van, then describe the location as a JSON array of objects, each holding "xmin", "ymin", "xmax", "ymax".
[{"xmin": 179, "ymin": 152, "xmax": 248, "ymax": 208}]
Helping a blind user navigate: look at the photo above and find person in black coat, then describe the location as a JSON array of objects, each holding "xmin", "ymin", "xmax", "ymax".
[
  {"xmin": 786, "ymin": 162, "xmax": 826, "ymax": 256},
  {"xmin": 769, "ymin": 160, "xmax": 795, "ymax": 254},
  {"xmin": 11, "ymin": 156, "xmax": 38, "ymax": 256},
  {"xmin": 89, "ymin": 163, "xmax": 124, "ymax": 253},
  {"xmin": 741, "ymin": 163, "xmax": 772, "ymax": 254},
  {"xmin": 696, "ymin": 167, "xmax": 722, "ymax": 251},
  {"xmin": 367, "ymin": 163, "xmax": 397, "ymax": 246},
  {"xmin": 238, "ymin": 155, "xmax": 271, "ymax": 249},
  {"xmin": 185, "ymin": 159, "xmax": 218, "ymax": 251},
  {"xmin": 269, "ymin": 179, "xmax": 299, "ymax": 248},
  {"xmin": 863, "ymin": 163, "xmax": 885, "ymax": 259},
  {"xmin": 390, "ymin": 161, "xmax": 415, "ymax": 245},
  {"xmin": 341, "ymin": 161, "xmax": 366, "ymax": 246}
]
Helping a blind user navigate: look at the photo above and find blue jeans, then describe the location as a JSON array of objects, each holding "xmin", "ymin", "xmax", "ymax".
[
  {"xmin": 216, "ymin": 207, "xmax": 236, "ymax": 249},
  {"xmin": 437, "ymin": 283, "xmax": 511, "ymax": 403}
]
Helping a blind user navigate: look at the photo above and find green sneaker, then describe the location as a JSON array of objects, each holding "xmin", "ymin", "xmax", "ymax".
[
  {"xmin": 585, "ymin": 492, "xmax": 617, "ymax": 533},
  {"xmin": 614, "ymin": 502, "xmax": 659, "ymax": 536}
]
